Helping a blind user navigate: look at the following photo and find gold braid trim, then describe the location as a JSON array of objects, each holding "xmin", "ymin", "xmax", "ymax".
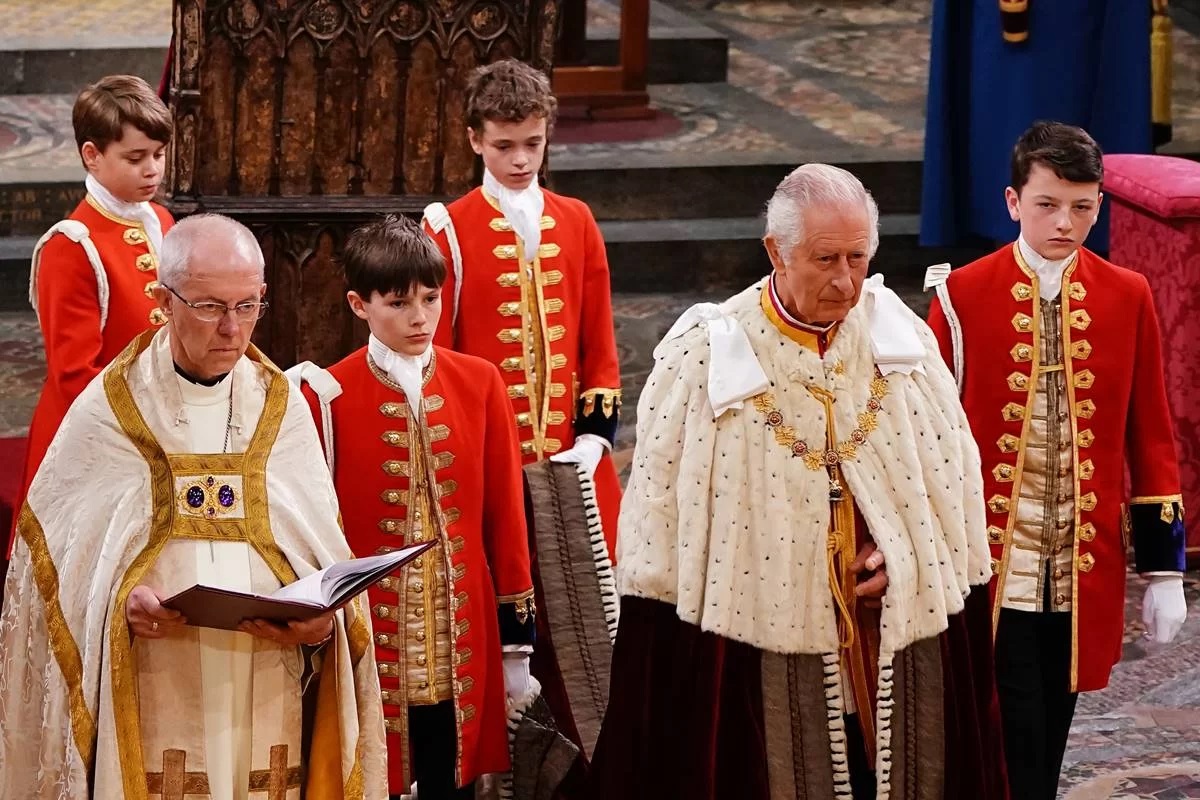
[
  {"xmin": 16, "ymin": 503, "xmax": 98, "ymax": 771},
  {"xmin": 580, "ymin": 387, "xmax": 622, "ymax": 419}
]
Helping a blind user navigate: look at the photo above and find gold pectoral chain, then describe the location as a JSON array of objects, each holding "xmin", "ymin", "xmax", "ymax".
[{"xmin": 752, "ymin": 369, "xmax": 889, "ymax": 470}]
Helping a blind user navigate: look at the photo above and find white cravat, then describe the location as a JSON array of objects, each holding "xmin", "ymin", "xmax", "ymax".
[
  {"xmin": 368, "ymin": 334, "xmax": 433, "ymax": 414},
  {"xmin": 85, "ymin": 173, "xmax": 164, "ymax": 256},
  {"xmin": 483, "ymin": 168, "xmax": 544, "ymax": 258},
  {"xmin": 1017, "ymin": 235, "xmax": 1076, "ymax": 301}
]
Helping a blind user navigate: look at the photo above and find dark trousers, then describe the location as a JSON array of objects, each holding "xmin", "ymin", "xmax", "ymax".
[
  {"xmin": 995, "ymin": 609, "xmax": 1078, "ymax": 800},
  {"xmin": 389, "ymin": 701, "xmax": 475, "ymax": 800},
  {"xmin": 845, "ymin": 713, "xmax": 878, "ymax": 800}
]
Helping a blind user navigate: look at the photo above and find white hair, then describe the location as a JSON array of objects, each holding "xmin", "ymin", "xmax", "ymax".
[
  {"xmin": 157, "ymin": 213, "xmax": 265, "ymax": 288},
  {"xmin": 764, "ymin": 163, "xmax": 880, "ymax": 258}
]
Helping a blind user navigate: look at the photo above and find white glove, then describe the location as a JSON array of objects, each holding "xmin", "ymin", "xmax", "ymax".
[
  {"xmin": 502, "ymin": 653, "xmax": 534, "ymax": 705},
  {"xmin": 548, "ymin": 434, "xmax": 607, "ymax": 478},
  {"xmin": 1142, "ymin": 574, "xmax": 1187, "ymax": 644}
]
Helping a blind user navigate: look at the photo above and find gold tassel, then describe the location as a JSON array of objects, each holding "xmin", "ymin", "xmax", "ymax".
[
  {"xmin": 1000, "ymin": 0, "xmax": 1030, "ymax": 43},
  {"xmin": 1152, "ymin": 1, "xmax": 1173, "ymax": 128}
]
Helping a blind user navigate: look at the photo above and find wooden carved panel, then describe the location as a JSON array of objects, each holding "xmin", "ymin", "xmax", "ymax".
[{"xmin": 168, "ymin": 0, "xmax": 561, "ymax": 366}]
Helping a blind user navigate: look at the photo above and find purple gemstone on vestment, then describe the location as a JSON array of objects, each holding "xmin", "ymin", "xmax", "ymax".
[
  {"xmin": 186, "ymin": 486, "xmax": 205, "ymax": 508},
  {"xmin": 206, "ymin": 475, "xmax": 216, "ymax": 487},
  {"xmin": 218, "ymin": 485, "xmax": 236, "ymax": 508}
]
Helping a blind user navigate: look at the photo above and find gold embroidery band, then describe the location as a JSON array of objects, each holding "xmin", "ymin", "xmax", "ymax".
[
  {"xmin": 753, "ymin": 370, "xmax": 889, "ymax": 470},
  {"xmin": 16, "ymin": 503, "xmax": 97, "ymax": 771},
  {"xmin": 145, "ymin": 749, "xmax": 211, "ymax": 799},
  {"xmin": 247, "ymin": 744, "xmax": 302, "ymax": 797}
]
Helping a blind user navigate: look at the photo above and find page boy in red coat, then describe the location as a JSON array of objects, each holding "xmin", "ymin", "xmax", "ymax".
[
  {"xmin": 926, "ymin": 122, "xmax": 1187, "ymax": 800},
  {"xmin": 422, "ymin": 59, "xmax": 623, "ymax": 560},
  {"xmin": 294, "ymin": 214, "xmax": 535, "ymax": 799},
  {"xmin": 14, "ymin": 74, "xmax": 174, "ymax": 554}
]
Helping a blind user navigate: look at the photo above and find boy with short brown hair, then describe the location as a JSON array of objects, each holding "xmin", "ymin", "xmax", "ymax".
[
  {"xmin": 14, "ymin": 74, "xmax": 175, "ymax": 552},
  {"xmin": 294, "ymin": 214, "xmax": 535, "ymax": 799},
  {"xmin": 423, "ymin": 58, "xmax": 622, "ymax": 554}
]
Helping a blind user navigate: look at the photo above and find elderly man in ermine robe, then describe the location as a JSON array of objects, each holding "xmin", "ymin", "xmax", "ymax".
[
  {"xmin": 0, "ymin": 214, "xmax": 387, "ymax": 800},
  {"xmin": 590, "ymin": 164, "xmax": 1008, "ymax": 800}
]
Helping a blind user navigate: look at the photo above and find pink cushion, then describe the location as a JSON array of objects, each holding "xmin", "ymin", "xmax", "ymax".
[{"xmin": 1104, "ymin": 154, "xmax": 1200, "ymax": 219}]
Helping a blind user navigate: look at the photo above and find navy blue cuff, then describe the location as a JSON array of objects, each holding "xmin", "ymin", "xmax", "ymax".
[
  {"xmin": 497, "ymin": 593, "xmax": 537, "ymax": 646},
  {"xmin": 575, "ymin": 399, "xmax": 618, "ymax": 445},
  {"xmin": 1131, "ymin": 500, "xmax": 1187, "ymax": 573}
]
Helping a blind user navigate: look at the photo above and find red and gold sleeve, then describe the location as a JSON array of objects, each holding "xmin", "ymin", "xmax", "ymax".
[
  {"xmin": 575, "ymin": 207, "xmax": 622, "ymax": 443},
  {"xmin": 1126, "ymin": 277, "xmax": 1186, "ymax": 573},
  {"xmin": 37, "ymin": 235, "xmax": 107, "ymax": 403},
  {"xmin": 480, "ymin": 363, "xmax": 536, "ymax": 645}
]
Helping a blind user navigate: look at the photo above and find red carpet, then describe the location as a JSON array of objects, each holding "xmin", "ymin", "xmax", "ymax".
[{"xmin": 553, "ymin": 109, "xmax": 683, "ymax": 145}]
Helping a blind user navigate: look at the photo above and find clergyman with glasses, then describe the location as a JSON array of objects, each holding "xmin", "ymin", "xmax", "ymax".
[{"xmin": 0, "ymin": 213, "xmax": 388, "ymax": 798}]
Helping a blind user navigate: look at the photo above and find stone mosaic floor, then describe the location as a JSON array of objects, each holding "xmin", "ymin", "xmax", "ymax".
[
  {"xmin": 4, "ymin": 0, "xmax": 1200, "ymax": 181},
  {"xmin": 556, "ymin": 0, "xmax": 1200, "ymax": 168}
]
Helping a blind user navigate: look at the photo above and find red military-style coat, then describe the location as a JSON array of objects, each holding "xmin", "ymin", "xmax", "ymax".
[
  {"xmin": 927, "ymin": 243, "xmax": 1186, "ymax": 692},
  {"xmin": 425, "ymin": 187, "xmax": 623, "ymax": 557},
  {"xmin": 302, "ymin": 346, "xmax": 534, "ymax": 792},
  {"xmin": 14, "ymin": 195, "xmax": 172, "ymax": 551}
]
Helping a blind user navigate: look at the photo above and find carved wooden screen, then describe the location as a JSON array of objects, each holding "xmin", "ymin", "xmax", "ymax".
[{"xmin": 168, "ymin": 0, "xmax": 559, "ymax": 366}]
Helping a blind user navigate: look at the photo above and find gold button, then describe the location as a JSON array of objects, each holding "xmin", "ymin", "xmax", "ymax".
[
  {"xmin": 413, "ymin": 557, "xmax": 423, "ymax": 569},
  {"xmin": 135, "ymin": 253, "xmax": 156, "ymax": 271},
  {"xmin": 414, "ymin": 607, "xmax": 425, "ymax": 618},
  {"xmin": 414, "ymin": 510, "xmax": 422, "ymax": 522},
  {"xmin": 417, "ymin": 654, "xmax": 427, "ymax": 666},
  {"xmin": 1054, "ymin": 593, "xmax": 1066, "ymax": 606},
  {"xmin": 1053, "ymin": 545, "xmax": 1063, "ymax": 555},
  {"xmin": 412, "ymin": 580, "xmax": 424, "ymax": 593},
  {"xmin": 375, "ymin": 633, "xmax": 389, "ymax": 646},
  {"xmin": 1053, "ymin": 567, "xmax": 1064, "ymax": 579},
  {"xmin": 143, "ymin": 280, "xmax": 158, "ymax": 298},
  {"xmin": 419, "ymin": 681, "xmax": 429, "ymax": 690},
  {"xmin": 374, "ymin": 605, "xmax": 391, "ymax": 619},
  {"xmin": 415, "ymin": 630, "xmax": 426, "ymax": 642},
  {"xmin": 123, "ymin": 228, "xmax": 147, "ymax": 246},
  {"xmin": 148, "ymin": 308, "xmax": 167, "ymax": 326}
]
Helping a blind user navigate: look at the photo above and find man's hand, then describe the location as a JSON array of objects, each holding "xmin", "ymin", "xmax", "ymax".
[
  {"xmin": 239, "ymin": 611, "xmax": 335, "ymax": 647},
  {"xmin": 127, "ymin": 585, "xmax": 187, "ymax": 638},
  {"xmin": 850, "ymin": 541, "xmax": 888, "ymax": 605},
  {"xmin": 548, "ymin": 434, "xmax": 607, "ymax": 479}
]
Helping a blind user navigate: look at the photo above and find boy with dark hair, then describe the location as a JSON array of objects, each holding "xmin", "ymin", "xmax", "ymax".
[
  {"xmin": 422, "ymin": 58, "xmax": 622, "ymax": 559},
  {"xmin": 292, "ymin": 214, "xmax": 535, "ymax": 799},
  {"xmin": 926, "ymin": 121, "xmax": 1187, "ymax": 800},
  {"xmin": 14, "ymin": 74, "xmax": 174, "ymax": 552}
]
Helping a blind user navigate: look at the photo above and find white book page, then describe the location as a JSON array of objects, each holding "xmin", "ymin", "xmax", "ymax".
[{"xmin": 269, "ymin": 546, "xmax": 428, "ymax": 605}]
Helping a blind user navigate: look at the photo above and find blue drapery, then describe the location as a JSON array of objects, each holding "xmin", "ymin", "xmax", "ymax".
[{"xmin": 920, "ymin": 0, "xmax": 1152, "ymax": 249}]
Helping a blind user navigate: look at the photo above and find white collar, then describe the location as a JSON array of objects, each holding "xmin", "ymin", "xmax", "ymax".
[
  {"xmin": 768, "ymin": 274, "xmax": 837, "ymax": 334},
  {"xmin": 483, "ymin": 168, "xmax": 545, "ymax": 257},
  {"xmin": 85, "ymin": 173, "xmax": 164, "ymax": 255},
  {"xmin": 367, "ymin": 334, "xmax": 432, "ymax": 414},
  {"xmin": 1017, "ymin": 235, "xmax": 1076, "ymax": 301},
  {"xmin": 174, "ymin": 368, "xmax": 233, "ymax": 407}
]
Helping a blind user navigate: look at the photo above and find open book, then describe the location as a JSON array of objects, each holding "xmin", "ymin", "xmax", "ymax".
[{"xmin": 162, "ymin": 541, "xmax": 437, "ymax": 631}]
